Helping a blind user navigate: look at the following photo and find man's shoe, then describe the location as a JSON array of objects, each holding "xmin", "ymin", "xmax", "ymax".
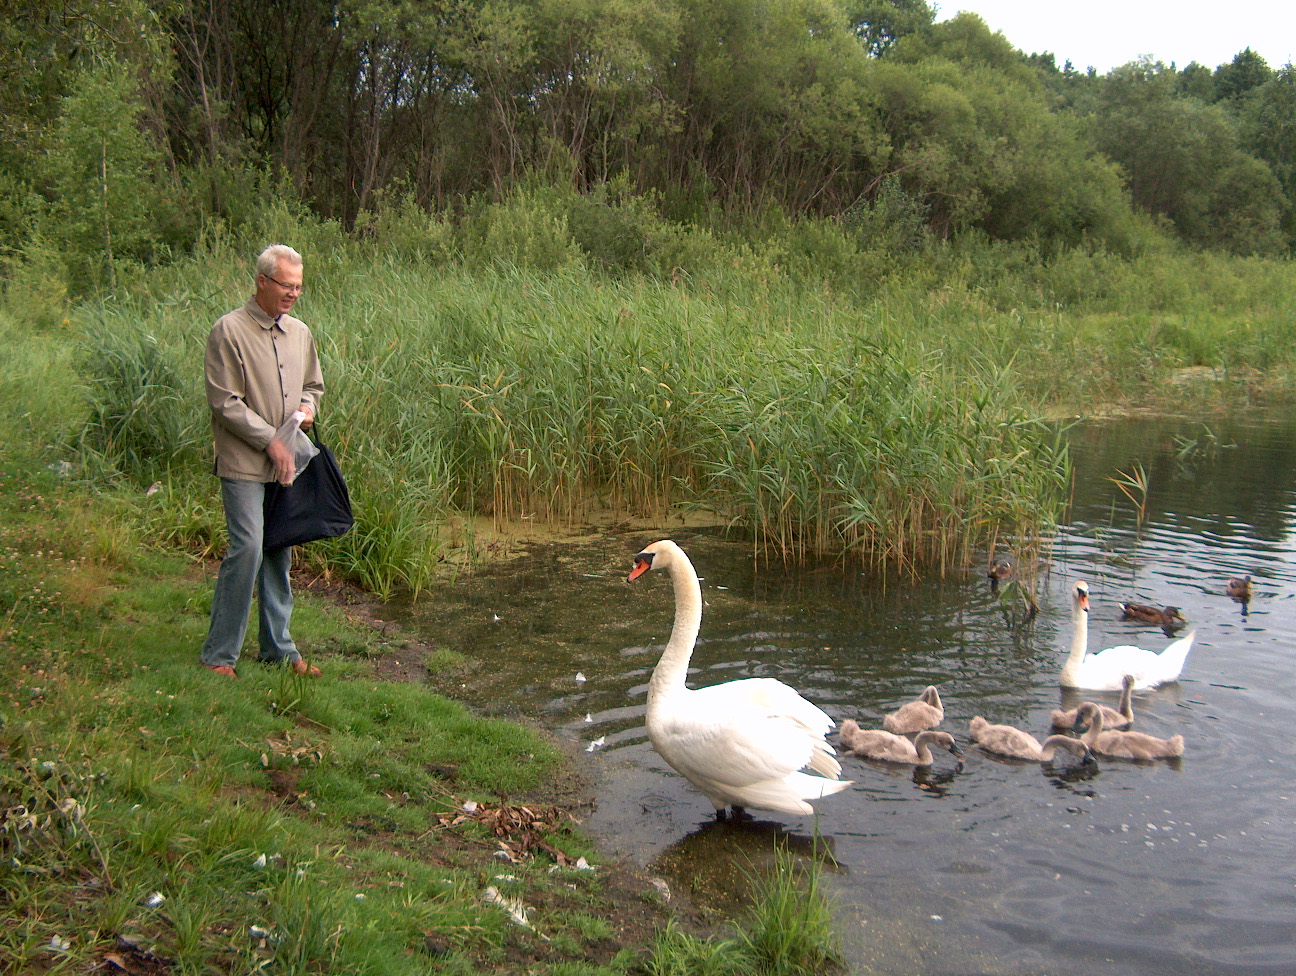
[
  {"xmin": 203, "ymin": 664, "xmax": 238, "ymax": 678},
  {"xmin": 290, "ymin": 658, "xmax": 321, "ymax": 677}
]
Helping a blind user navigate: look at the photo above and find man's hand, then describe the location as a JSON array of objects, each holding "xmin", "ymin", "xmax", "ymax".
[
  {"xmin": 267, "ymin": 438, "xmax": 296, "ymax": 485},
  {"xmin": 298, "ymin": 402, "xmax": 315, "ymax": 430}
]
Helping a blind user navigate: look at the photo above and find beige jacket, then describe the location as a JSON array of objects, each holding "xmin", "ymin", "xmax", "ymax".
[{"xmin": 205, "ymin": 298, "xmax": 324, "ymax": 480}]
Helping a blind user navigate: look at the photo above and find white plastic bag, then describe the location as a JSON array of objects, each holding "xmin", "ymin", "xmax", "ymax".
[{"xmin": 269, "ymin": 411, "xmax": 319, "ymax": 485}]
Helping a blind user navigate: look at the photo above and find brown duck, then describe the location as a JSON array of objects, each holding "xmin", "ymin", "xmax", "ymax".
[
  {"xmin": 1119, "ymin": 602, "xmax": 1187, "ymax": 632},
  {"xmin": 987, "ymin": 557, "xmax": 1013, "ymax": 592}
]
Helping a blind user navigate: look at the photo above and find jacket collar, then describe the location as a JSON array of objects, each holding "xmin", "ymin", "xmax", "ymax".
[{"xmin": 245, "ymin": 296, "xmax": 285, "ymax": 331}]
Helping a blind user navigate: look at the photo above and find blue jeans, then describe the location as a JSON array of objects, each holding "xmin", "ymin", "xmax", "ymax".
[{"xmin": 200, "ymin": 478, "xmax": 299, "ymax": 669}]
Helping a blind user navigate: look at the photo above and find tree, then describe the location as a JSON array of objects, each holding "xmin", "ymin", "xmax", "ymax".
[
  {"xmin": 0, "ymin": 0, "xmax": 174, "ymax": 268},
  {"xmin": 1176, "ymin": 61, "xmax": 1215, "ymax": 102},
  {"xmin": 1239, "ymin": 64, "xmax": 1296, "ymax": 239},
  {"xmin": 891, "ymin": 11, "xmax": 1036, "ymax": 79},
  {"xmin": 862, "ymin": 13, "xmax": 1136, "ymax": 244},
  {"xmin": 1091, "ymin": 60, "xmax": 1285, "ymax": 253},
  {"xmin": 843, "ymin": 0, "xmax": 935, "ymax": 58},
  {"xmin": 1213, "ymin": 47, "xmax": 1272, "ymax": 101},
  {"xmin": 653, "ymin": 0, "xmax": 888, "ymax": 215},
  {"xmin": 41, "ymin": 58, "xmax": 173, "ymax": 290}
]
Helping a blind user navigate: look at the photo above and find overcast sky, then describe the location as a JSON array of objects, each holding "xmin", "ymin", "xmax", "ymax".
[{"xmin": 935, "ymin": 1, "xmax": 1296, "ymax": 73}]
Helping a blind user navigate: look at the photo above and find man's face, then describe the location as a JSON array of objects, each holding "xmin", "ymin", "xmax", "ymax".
[{"xmin": 256, "ymin": 261, "xmax": 303, "ymax": 316}]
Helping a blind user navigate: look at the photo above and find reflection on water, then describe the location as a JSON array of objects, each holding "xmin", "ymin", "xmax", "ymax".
[{"xmin": 404, "ymin": 413, "xmax": 1296, "ymax": 976}]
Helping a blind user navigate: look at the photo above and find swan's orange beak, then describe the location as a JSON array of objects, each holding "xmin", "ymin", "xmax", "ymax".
[
  {"xmin": 1079, "ymin": 591, "xmax": 1090, "ymax": 612},
  {"xmin": 628, "ymin": 552, "xmax": 653, "ymax": 581}
]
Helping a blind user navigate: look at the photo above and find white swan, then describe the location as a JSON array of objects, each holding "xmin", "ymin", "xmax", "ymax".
[
  {"xmin": 839, "ymin": 721, "xmax": 962, "ymax": 766},
  {"xmin": 882, "ymin": 685, "xmax": 944, "ymax": 734},
  {"xmin": 628, "ymin": 540, "xmax": 852, "ymax": 819},
  {"xmin": 1061, "ymin": 581, "xmax": 1196, "ymax": 691},
  {"xmin": 968, "ymin": 716, "xmax": 1093, "ymax": 763}
]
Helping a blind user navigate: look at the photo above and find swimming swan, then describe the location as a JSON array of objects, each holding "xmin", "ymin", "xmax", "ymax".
[
  {"xmin": 629, "ymin": 540, "xmax": 852, "ymax": 819},
  {"xmin": 968, "ymin": 716, "xmax": 1094, "ymax": 763},
  {"xmin": 1050, "ymin": 673, "xmax": 1135, "ymax": 732},
  {"xmin": 839, "ymin": 720, "xmax": 963, "ymax": 766},
  {"xmin": 1061, "ymin": 581, "xmax": 1196, "ymax": 691},
  {"xmin": 1073, "ymin": 702, "xmax": 1184, "ymax": 759},
  {"xmin": 882, "ymin": 685, "xmax": 945, "ymax": 734}
]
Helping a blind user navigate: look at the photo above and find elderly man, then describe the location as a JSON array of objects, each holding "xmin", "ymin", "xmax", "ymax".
[{"xmin": 199, "ymin": 244, "xmax": 324, "ymax": 677}]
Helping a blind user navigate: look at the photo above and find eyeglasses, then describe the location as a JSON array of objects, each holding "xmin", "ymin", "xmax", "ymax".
[{"xmin": 262, "ymin": 273, "xmax": 304, "ymax": 295}]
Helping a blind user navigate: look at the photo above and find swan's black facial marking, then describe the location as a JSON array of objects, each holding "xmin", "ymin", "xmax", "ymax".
[{"xmin": 628, "ymin": 550, "xmax": 655, "ymax": 582}]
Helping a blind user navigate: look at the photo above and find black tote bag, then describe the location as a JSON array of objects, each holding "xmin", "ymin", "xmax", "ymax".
[{"xmin": 262, "ymin": 428, "xmax": 354, "ymax": 551}]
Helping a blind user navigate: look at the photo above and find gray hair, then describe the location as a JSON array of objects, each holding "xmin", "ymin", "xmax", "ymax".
[{"xmin": 256, "ymin": 244, "xmax": 303, "ymax": 278}]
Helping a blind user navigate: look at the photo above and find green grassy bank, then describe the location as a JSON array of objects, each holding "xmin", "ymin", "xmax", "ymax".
[{"xmin": 0, "ymin": 448, "xmax": 843, "ymax": 975}]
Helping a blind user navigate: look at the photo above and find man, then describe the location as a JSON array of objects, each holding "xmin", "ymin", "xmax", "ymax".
[{"xmin": 199, "ymin": 244, "xmax": 324, "ymax": 678}]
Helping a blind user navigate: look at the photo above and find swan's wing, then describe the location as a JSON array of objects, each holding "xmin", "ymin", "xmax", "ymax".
[
  {"xmin": 691, "ymin": 678, "xmax": 841, "ymax": 775},
  {"xmin": 995, "ymin": 724, "xmax": 1042, "ymax": 751},
  {"xmin": 883, "ymin": 701, "xmax": 941, "ymax": 733},
  {"xmin": 691, "ymin": 677, "xmax": 836, "ymax": 737},
  {"xmin": 1080, "ymin": 644, "xmax": 1163, "ymax": 688},
  {"xmin": 1088, "ymin": 643, "xmax": 1159, "ymax": 662},
  {"xmin": 651, "ymin": 699, "xmax": 835, "ymax": 791}
]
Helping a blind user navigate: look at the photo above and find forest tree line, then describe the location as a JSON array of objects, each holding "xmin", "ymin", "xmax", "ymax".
[{"xmin": 1, "ymin": 0, "xmax": 1293, "ymax": 300}]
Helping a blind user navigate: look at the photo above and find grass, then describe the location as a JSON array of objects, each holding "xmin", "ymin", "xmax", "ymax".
[
  {"xmin": 1109, "ymin": 461, "xmax": 1151, "ymax": 524},
  {"xmin": 642, "ymin": 844, "xmax": 842, "ymax": 976},
  {"xmin": 736, "ymin": 844, "xmax": 842, "ymax": 976},
  {"xmin": 0, "ymin": 437, "xmax": 846, "ymax": 975}
]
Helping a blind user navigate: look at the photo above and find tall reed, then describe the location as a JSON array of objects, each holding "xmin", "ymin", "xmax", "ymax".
[
  {"xmin": 310, "ymin": 264, "xmax": 1070, "ymax": 576},
  {"xmin": 53, "ymin": 259, "xmax": 1063, "ymax": 588},
  {"xmin": 47, "ymin": 210, "xmax": 1296, "ymax": 592}
]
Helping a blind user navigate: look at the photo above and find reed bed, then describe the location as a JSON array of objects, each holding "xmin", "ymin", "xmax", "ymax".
[
  {"xmin": 59, "ymin": 251, "xmax": 1074, "ymax": 592},
  {"xmin": 324, "ymin": 264, "xmax": 1074, "ymax": 579},
  {"xmin": 35, "ymin": 206, "xmax": 1296, "ymax": 592}
]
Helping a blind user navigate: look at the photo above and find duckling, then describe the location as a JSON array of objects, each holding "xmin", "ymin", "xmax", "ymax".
[
  {"xmin": 840, "ymin": 721, "xmax": 963, "ymax": 766},
  {"xmin": 988, "ymin": 557, "xmax": 1013, "ymax": 591},
  {"xmin": 1073, "ymin": 702, "xmax": 1184, "ymax": 760},
  {"xmin": 1050, "ymin": 673, "xmax": 1134, "ymax": 732},
  {"xmin": 1226, "ymin": 576, "xmax": 1253, "ymax": 601},
  {"xmin": 968, "ymin": 716, "xmax": 1094, "ymax": 763},
  {"xmin": 882, "ymin": 685, "xmax": 944, "ymax": 735},
  {"xmin": 1119, "ymin": 602, "xmax": 1187, "ymax": 632}
]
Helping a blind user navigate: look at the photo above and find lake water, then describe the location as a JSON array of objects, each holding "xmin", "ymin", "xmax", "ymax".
[{"xmin": 404, "ymin": 414, "xmax": 1296, "ymax": 976}]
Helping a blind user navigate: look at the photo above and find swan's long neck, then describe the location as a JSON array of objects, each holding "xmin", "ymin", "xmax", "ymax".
[
  {"xmin": 1118, "ymin": 678, "xmax": 1134, "ymax": 721},
  {"xmin": 1078, "ymin": 705, "xmax": 1104, "ymax": 747},
  {"xmin": 1060, "ymin": 598, "xmax": 1089, "ymax": 686},
  {"xmin": 647, "ymin": 551, "xmax": 703, "ymax": 705},
  {"xmin": 912, "ymin": 733, "xmax": 937, "ymax": 764},
  {"xmin": 1040, "ymin": 735, "xmax": 1085, "ymax": 761}
]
